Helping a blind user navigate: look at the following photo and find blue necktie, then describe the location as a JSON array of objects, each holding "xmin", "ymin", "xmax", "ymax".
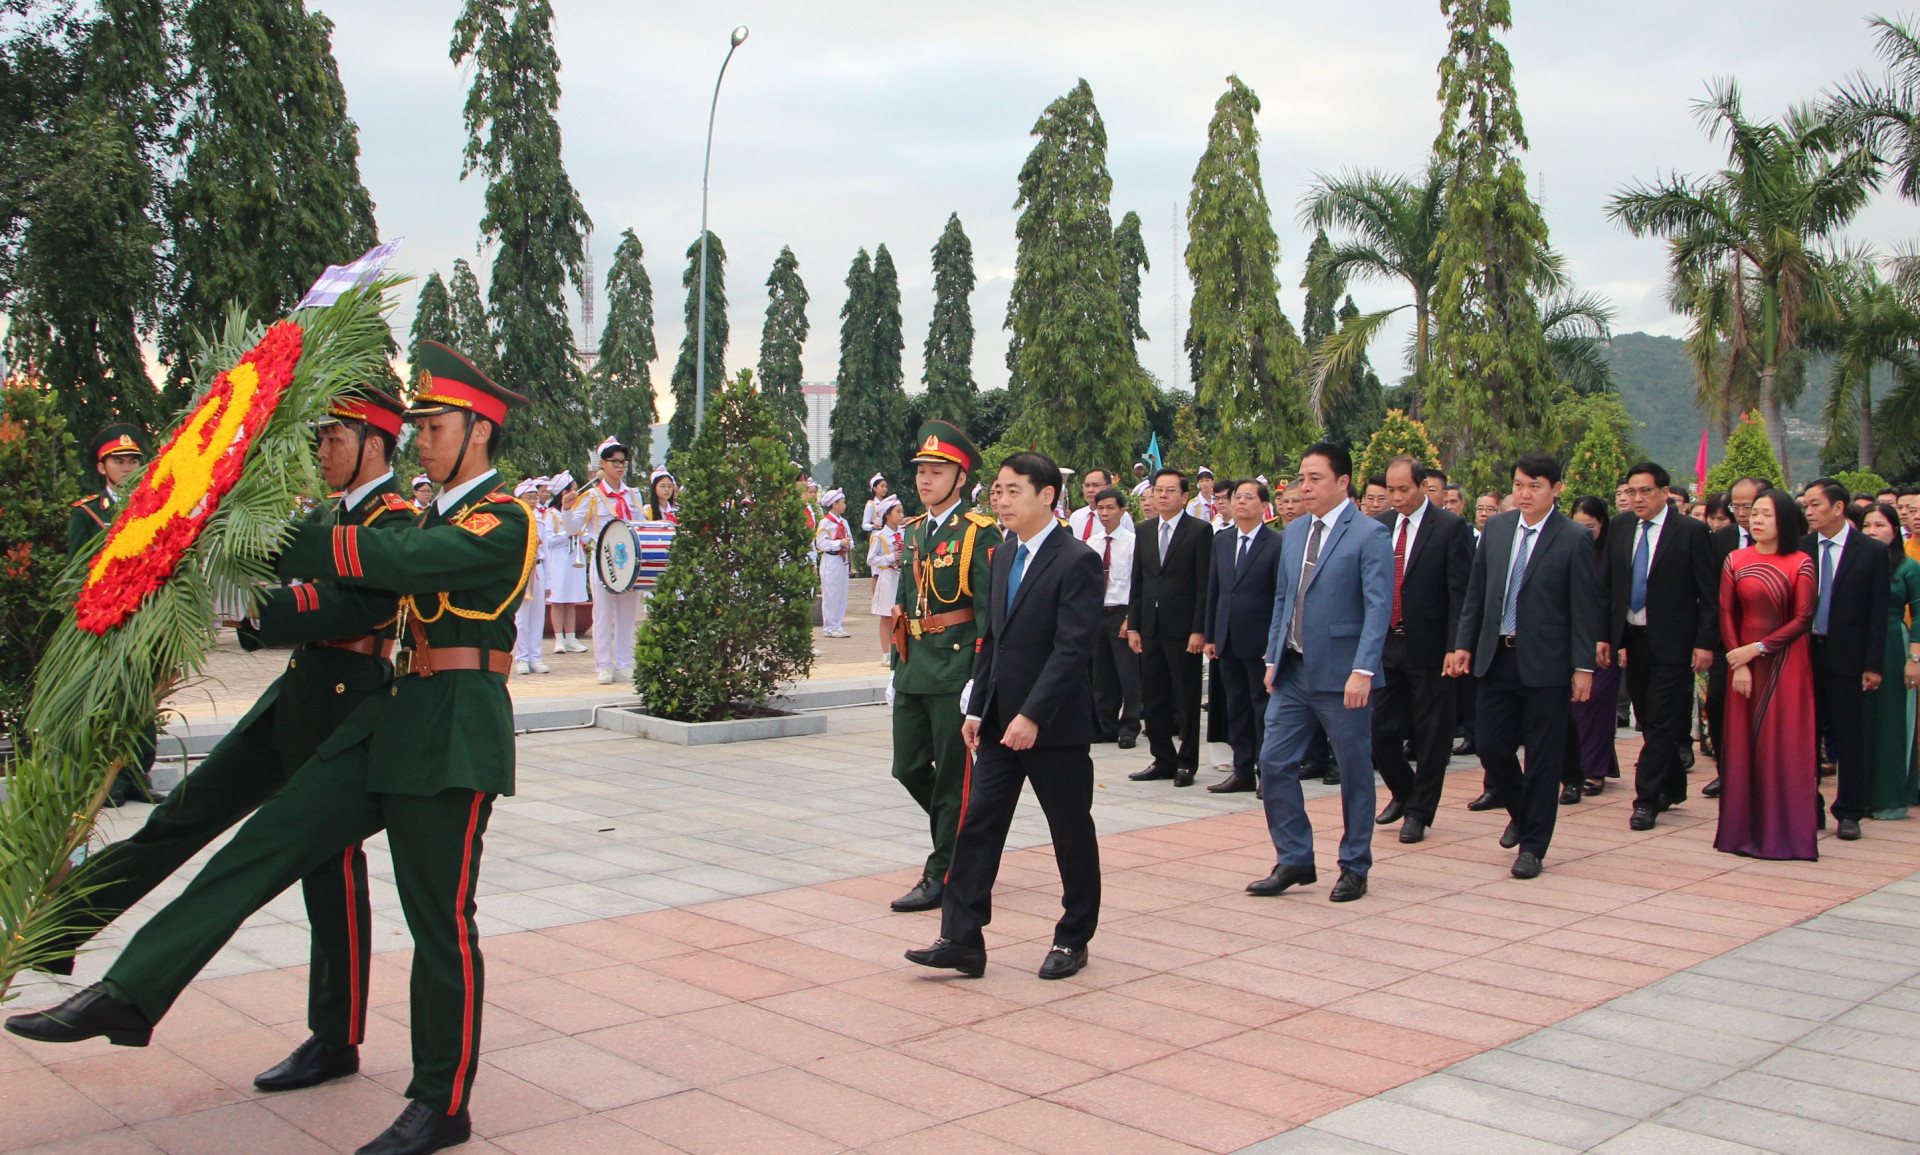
[
  {"xmin": 1502, "ymin": 525, "xmax": 1537, "ymax": 636},
  {"xmin": 1629, "ymin": 519, "xmax": 1651, "ymax": 615},
  {"xmin": 1007, "ymin": 542, "xmax": 1030, "ymax": 612},
  {"xmin": 1815, "ymin": 538, "xmax": 1834, "ymax": 634}
]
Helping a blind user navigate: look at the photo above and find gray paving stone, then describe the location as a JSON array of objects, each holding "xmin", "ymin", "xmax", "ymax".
[
  {"xmin": 1654, "ymin": 1095, "xmax": 1918, "ymax": 1155},
  {"xmin": 1651, "ymin": 971, "xmax": 1859, "ymax": 1022},
  {"xmin": 1704, "ymin": 1069, "xmax": 1920, "ymax": 1142},
  {"xmin": 1686, "ymin": 953, "xmax": 1894, "ymax": 1004},
  {"xmin": 1754, "ymin": 1046, "xmax": 1920, "ymax": 1106},
  {"xmin": 1443, "ymin": 1049, "xmax": 1687, "ymax": 1117},
  {"xmin": 1756, "ymin": 926, "xmax": 1920, "ymax": 971},
  {"xmin": 1599, "ymin": 989, "xmax": 1820, "ymax": 1044},
  {"xmin": 1310, "ymin": 1098, "xmax": 1580, "ymax": 1155},
  {"xmin": 1501, "ymin": 1027, "xmax": 1741, "ymax": 1093},
  {"xmin": 1236, "ymin": 1130, "xmax": 1403, "ymax": 1155},
  {"xmin": 1555, "ymin": 1007, "xmax": 1786, "ymax": 1067},
  {"xmin": 1382, "ymin": 1072, "xmax": 1634, "ymax": 1147},
  {"xmin": 1796, "ymin": 1022, "xmax": 1920, "ymax": 1071},
  {"xmin": 1586, "ymin": 1122, "xmax": 1773, "ymax": 1154}
]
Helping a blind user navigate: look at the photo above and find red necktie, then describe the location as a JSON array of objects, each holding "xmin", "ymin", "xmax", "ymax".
[
  {"xmin": 1391, "ymin": 517, "xmax": 1408, "ymax": 627},
  {"xmin": 1082, "ymin": 512, "xmax": 1096, "ymax": 540}
]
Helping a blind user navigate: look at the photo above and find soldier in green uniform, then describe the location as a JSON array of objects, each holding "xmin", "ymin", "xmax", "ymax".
[
  {"xmin": 886, "ymin": 419, "xmax": 1001, "ymax": 912},
  {"xmin": 33, "ymin": 386, "xmax": 410, "ymax": 1098},
  {"xmin": 67, "ymin": 423, "xmax": 148, "ymax": 558},
  {"xmin": 9, "ymin": 343, "xmax": 535, "ymax": 1155}
]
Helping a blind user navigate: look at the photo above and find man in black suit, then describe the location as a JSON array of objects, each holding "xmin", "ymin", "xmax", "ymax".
[
  {"xmin": 1802, "ymin": 479, "xmax": 1891, "ymax": 841},
  {"xmin": 1598, "ymin": 462, "xmax": 1719, "ymax": 831},
  {"xmin": 1372, "ymin": 456, "xmax": 1472, "ymax": 842},
  {"xmin": 1205, "ymin": 478, "xmax": 1282, "ymax": 793},
  {"xmin": 1702, "ymin": 476, "xmax": 1765, "ymax": 798},
  {"xmin": 1128, "ymin": 468, "xmax": 1213, "ymax": 787},
  {"xmin": 1449, "ymin": 452, "xmax": 1597, "ymax": 879},
  {"xmin": 907, "ymin": 452, "xmax": 1105, "ymax": 980}
]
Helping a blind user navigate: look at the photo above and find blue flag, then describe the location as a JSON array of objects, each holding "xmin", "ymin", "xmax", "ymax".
[{"xmin": 1146, "ymin": 432, "xmax": 1162, "ymax": 471}]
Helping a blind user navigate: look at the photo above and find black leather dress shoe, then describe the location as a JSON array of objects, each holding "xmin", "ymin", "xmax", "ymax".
[
  {"xmin": 356, "ymin": 1101, "xmax": 471, "ymax": 1155},
  {"xmin": 1452, "ymin": 740, "xmax": 1477, "ymax": 757},
  {"xmin": 904, "ymin": 938, "xmax": 987, "ymax": 977},
  {"xmin": 1702, "ymin": 776, "xmax": 1723, "ymax": 798},
  {"xmin": 1246, "ymin": 864, "xmax": 1317, "ymax": 896},
  {"xmin": 1399, "ymin": 816, "xmax": 1427, "ymax": 844},
  {"xmin": 1837, "ymin": 818, "xmax": 1863, "ymax": 841},
  {"xmin": 890, "ymin": 876, "xmax": 945, "ymax": 912},
  {"xmin": 1117, "ymin": 734, "xmax": 1137, "ymax": 750},
  {"xmin": 1129, "ymin": 763, "xmax": 1176, "ymax": 782},
  {"xmin": 1322, "ymin": 766, "xmax": 1342, "ymax": 785},
  {"xmin": 1300, "ymin": 763, "xmax": 1329, "ymax": 782},
  {"xmin": 1377, "ymin": 798, "xmax": 1406, "ymax": 825},
  {"xmin": 1629, "ymin": 806, "xmax": 1656, "ymax": 831},
  {"xmin": 1511, "ymin": 851, "xmax": 1543, "ymax": 880},
  {"xmin": 1499, "ymin": 821, "xmax": 1521, "ymax": 849},
  {"xmin": 1328, "ymin": 869, "xmax": 1368, "ymax": 903},
  {"xmin": 1207, "ymin": 774, "xmax": 1255, "ymax": 794},
  {"xmin": 1466, "ymin": 790, "xmax": 1502, "ymax": 811},
  {"xmin": 255, "ymin": 1036, "xmax": 360, "ymax": 1092},
  {"xmin": 1559, "ymin": 783, "xmax": 1582, "ymax": 806},
  {"xmin": 1174, "ymin": 767, "xmax": 1196, "ymax": 788},
  {"xmin": 1038, "ymin": 945, "xmax": 1088, "ymax": 980},
  {"xmin": 5, "ymin": 983, "xmax": 151, "ymax": 1047}
]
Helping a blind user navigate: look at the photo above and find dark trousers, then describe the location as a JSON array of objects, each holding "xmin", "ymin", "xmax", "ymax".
[
  {"xmin": 1090, "ymin": 606, "xmax": 1142, "ymax": 742},
  {"xmin": 1216, "ymin": 652, "xmax": 1270, "ymax": 782},
  {"xmin": 1372, "ymin": 645, "xmax": 1456, "ymax": 823},
  {"xmin": 61, "ymin": 710, "xmax": 370, "ymax": 1047},
  {"xmin": 107, "ymin": 745, "xmax": 494, "ymax": 1116},
  {"xmin": 1813, "ymin": 638, "xmax": 1871, "ymax": 821},
  {"xmin": 941, "ymin": 731, "xmax": 1100, "ymax": 951},
  {"xmin": 1704, "ymin": 652, "xmax": 1728, "ymax": 762},
  {"xmin": 1624, "ymin": 627, "xmax": 1692, "ymax": 810},
  {"xmin": 1457, "ymin": 675, "xmax": 1477, "ymax": 743},
  {"xmin": 1140, "ymin": 634, "xmax": 1203, "ymax": 769},
  {"xmin": 892, "ymin": 690, "xmax": 970, "ymax": 879},
  {"xmin": 1475, "ymin": 647, "xmax": 1569, "ymax": 858}
]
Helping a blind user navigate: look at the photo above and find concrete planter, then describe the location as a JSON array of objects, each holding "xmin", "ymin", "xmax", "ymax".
[{"xmin": 597, "ymin": 705, "xmax": 827, "ymax": 745}]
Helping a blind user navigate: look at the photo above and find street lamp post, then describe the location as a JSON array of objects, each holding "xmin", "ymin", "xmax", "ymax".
[{"xmin": 694, "ymin": 24, "xmax": 749, "ymax": 438}]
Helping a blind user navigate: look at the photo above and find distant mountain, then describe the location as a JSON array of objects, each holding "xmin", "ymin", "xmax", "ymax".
[{"xmin": 1603, "ymin": 332, "xmax": 1826, "ymax": 484}]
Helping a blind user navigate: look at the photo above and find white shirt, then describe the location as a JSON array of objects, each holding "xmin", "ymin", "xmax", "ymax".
[
  {"xmin": 1089, "ymin": 521, "xmax": 1135, "ymax": 607},
  {"xmin": 1131, "ymin": 478, "xmax": 1151, "ymax": 496},
  {"xmin": 435, "ymin": 469, "xmax": 499, "ymax": 516},
  {"xmin": 925, "ymin": 500, "xmax": 959, "ymax": 536},
  {"xmin": 1011, "ymin": 515, "xmax": 1057, "ymax": 558},
  {"xmin": 1186, "ymin": 494, "xmax": 1221, "ymax": 525},
  {"xmin": 1392, "ymin": 499, "xmax": 1430, "ymax": 567},
  {"xmin": 342, "ymin": 470, "xmax": 395, "ymax": 514},
  {"xmin": 1814, "ymin": 522, "xmax": 1852, "ymax": 600},
  {"xmin": 1070, "ymin": 504, "xmax": 1132, "ymax": 540},
  {"xmin": 1506, "ymin": 507, "xmax": 1552, "ymax": 579},
  {"xmin": 1289, "ymin": 499, "xmax": 1371, "ymax": 677},
  {"xmin": 1623, "ymin": 505, "xmax": 1668, "ymax": 627},
  {"xmin": 1155, "ymin": 511, "xmax": 1184, "ymax": 561}
]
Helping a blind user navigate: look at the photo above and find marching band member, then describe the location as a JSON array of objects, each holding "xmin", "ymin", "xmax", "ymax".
[
  {"xmin": 816, "ymin": 488, "xmax": 853, "ymax": 638},
  {"xmin": 1187, "ymin": 467, "xmax": 1224, "ymax": 526},
  {"xmin": 544, "ymin": 471, "xmax": 589, "ymax": 653},
  {"xmin": 513, "ymin": 477, "xmax": 566, "ymax": 675},
  {"xmin": 561, "ymin": 437, "xmax": 643, "ymax": 684},
  {"xmin": 867, "ymin": 496, "xmax": 905, "ymax": 617},
  {"xmin": 410, "ymin": 474, "xmax": 433, "ymax": 512},
  {"xmin": 643, "ymin": 468, "xmax": 679, "ymax": 523}
]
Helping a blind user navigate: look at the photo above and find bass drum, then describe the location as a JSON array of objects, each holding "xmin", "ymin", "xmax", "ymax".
[
  {"xmin": 596, "ymin": 518, "xmax": 641, "ymax": 593},
  {"xmin": 634, "ymin": 520, "xmax": 676, "ymax": 590}
]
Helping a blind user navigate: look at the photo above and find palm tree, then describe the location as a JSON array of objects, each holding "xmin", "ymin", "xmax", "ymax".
[
  {"xmin": 1541, "ymin": 291, "xmax": 1616, "ymax": 396},
  {"xmin": 1609, "ymin": 80, "xmax": 1878, "ymax": 485},
  {"xmin": 1805, "ymin": 254, "xmax": 1920, "ymax": 471},
  {"xmin": 1298, "ymin": 159, "xmax": 1448, "ymax": 414},
  {"xmin": 1830, "ymin": 14, "xmax": 1920, "ymax": 202}
]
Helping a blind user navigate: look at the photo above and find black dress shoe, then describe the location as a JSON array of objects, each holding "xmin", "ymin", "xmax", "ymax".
[
  {"xmin": 5, "ymin": 983, "xmax": 151, "ymax": 1047},
  {"xmin": 1118, "ymin": 734, "xmax": 1137, "ymax": 750},
  {"xmin": 1328, "ymin": 869, "xmax": 1368, "ymax": 903},
  {"xmin": 1377, "ymin": 798, "xmax": 1406, "ymax": 825},
  {"xmin": 1511, "ymin": 851, "xmax": 1543, "ymax": 880},
  {"xmin": 1837, "ymin": 818, "xmax": 1863, "ymax": 841},
  {"xmin": 1629, "ymin": 806, "xmax": 1656, "ymax": 831},
  {"xmin": 1207, "ymin": 774, "xmax": 1255, "ymax": 794},
  {"xmin": 904, "ymin": 938, "xmax": 987, "ymax": 977},
  {"xmin": 890, "ymin": 876, "xmax": 945, "ymax": 913},
  {"xmin": 1038, "ymin": 945, "xmax": 1088, "ymax": 980},
  {"xmin": 1128, "ymin": 762, "xmax": 1176, "ymax": 782},
  {"xmin": 1246, "ymin": 864, "xmax": 1317, "ymax": 896},
  {"xmin": 356, "ymin": 1101, "xmax": 471, "ymax": 1155},
  {"xmin": 1581, "ymin": 778, "xmax": 1606, "ymax": 796},
  {"xmin": 1702, "ymin": 776, "xmax": 1723, "ymax": 798},
  {"xmin": 1174, "ymin": 767, "xmax": 1196, "ymax": 788},
  {"xmin": 1452, "ymin": 740, "xmax": 1477, "ymax": 757},
  {"xmin": 1680, "ymin": 744, "xmax": 1696, "ymax": 770},
  {"xmin": 1559, "ymin": 783, "xmax": 1582, "ymax": 806},
  {"xmin": 1300, "ymin": 763, "xmax": 1329, "ymax": 782},
  {"xmin": 1399, "ymin": 816, "xmax": 1427, "ymax": 844},
  {"xmin": 1499, "ymin": 821, "xmax": 1521, "ymax": 849},
  {"xmin": 255, "ymin": 1035, "xmax": 360, "ymax": 1092},
  {"xmin": 1321, "ymin": 766, "xmax": 1341, "ymax": 786},
  {"xmin": 1466, "ymin": 790, "xmax": 1502, "ymax": 811}
]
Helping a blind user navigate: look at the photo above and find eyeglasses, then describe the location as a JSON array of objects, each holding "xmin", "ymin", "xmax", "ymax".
[
  {"xmin": 1730, "ymin": 502, "xmax": 1754, "ymax": 513},
  {"xmin": 1622, "ymin": 485, "xmax": 1661, "ymax": 498}
]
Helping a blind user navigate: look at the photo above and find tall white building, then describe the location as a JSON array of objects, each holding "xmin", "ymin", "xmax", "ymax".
[{"xmin": 803, "ymin": 381, "xmax": 835, "ymax": 471}]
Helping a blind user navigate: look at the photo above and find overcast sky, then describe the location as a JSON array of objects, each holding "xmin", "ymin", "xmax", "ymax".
[{"xmin": 320, "ymin": 0, "xmax": 1916, "ymax": 413}]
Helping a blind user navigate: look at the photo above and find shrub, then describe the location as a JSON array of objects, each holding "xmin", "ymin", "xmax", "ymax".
[
  {"xmin": 0, "ymin": 384, "xmax": 80, "ymax": 738},
  {"xmin": 1704, "ymin": 412, "xmax": 1785, "ymax": 495}
]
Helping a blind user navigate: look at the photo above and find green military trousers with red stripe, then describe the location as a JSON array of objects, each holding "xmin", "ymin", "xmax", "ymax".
[{"xmin": 105, "ymin": 741, "xmax": 494, "ymax": 1116}]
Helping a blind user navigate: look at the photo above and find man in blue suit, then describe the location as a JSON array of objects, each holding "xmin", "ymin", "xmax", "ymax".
[
  {"xmin": 1205, "ymin": 478, "xmax": 1283, "ymax": 793},
  {"xmin": 1248, "ymin": 443, "xmax": 1395, "ymax": 903}
]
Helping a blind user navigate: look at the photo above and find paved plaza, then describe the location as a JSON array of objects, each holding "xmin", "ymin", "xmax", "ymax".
[{"xmin": 6, "ymin": 681, "xmax": 1920, "ymax": 1153}]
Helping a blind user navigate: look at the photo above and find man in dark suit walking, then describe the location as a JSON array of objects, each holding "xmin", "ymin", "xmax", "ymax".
[
  {"xmin": 1598, "ymin": 462, "xmax": 1719, "ymax": 831},
  {"xmin": 1128, "ymin": 468, "xmax": 1213, "ymax": 787},
  {"xmin": 1702, "ymin": 476, "xmax": 1765, "ymax": 799},
  {"xmin": 1802, "ymin": 478, "xmax": 1890, "ymax": 841},
  {"xmin": 1372, "ymin": 456, "xmax": 1472, "ymax": 842},
  {"xmin": 1205, "ymin": 478, "xmax": 1282, "ymax": 793},
  {"xmin": 1450, "ymin": 452, "xmax": 1597, "ymax": 879},
  {"xmin": 907, "ymin": 452, "xmax": 1105, "ymax": 980}
]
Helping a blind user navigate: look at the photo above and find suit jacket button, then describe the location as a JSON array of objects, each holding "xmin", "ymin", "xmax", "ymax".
[
  {"xmin": 289, "ymin": 658, "xmax": 297, "ymax": 669},
  {"xmin": 335, "ymin": 683, "xmax": 346, "ymax": 693}
]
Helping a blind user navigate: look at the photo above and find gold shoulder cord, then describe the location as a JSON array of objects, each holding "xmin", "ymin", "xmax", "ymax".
[{"xmin": 399, "ymin": 495, "xmax": 536, "ymax": 625}]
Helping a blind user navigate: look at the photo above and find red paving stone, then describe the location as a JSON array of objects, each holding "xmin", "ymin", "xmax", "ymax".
[{"xmin": 10, "ymin": 740, "xmax": 1920, "ymax": 1153}]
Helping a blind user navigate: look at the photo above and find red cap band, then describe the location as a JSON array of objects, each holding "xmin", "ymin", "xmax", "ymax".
[
  {"xmin": 96, "ymin": 434, "xmax": 141, "ymax": 461},
  {"xmin": 413, "ymin": 376, "xmax": 507, "ymax": 424},
  {"xmin": 329, "ymin": 398, "xmax": 404, "ymax": 436}
]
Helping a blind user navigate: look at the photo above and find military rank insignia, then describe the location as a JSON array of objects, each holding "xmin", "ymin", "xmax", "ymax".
[{"xmin": 461, "ymin": 512, "xmax": 502, "ymax": 536}]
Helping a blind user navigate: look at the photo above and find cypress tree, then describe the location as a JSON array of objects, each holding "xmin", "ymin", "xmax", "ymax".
[
  {"xmin": 593, "ymin": 228, "xmax": 658, "ymax": 465},
  {"xmin": 1428, "ymin": 0, "xmax": 1556, "ymax": 484},
  {"xmin": 1300, "ymin": 229, "xmax": 1342, "ymax": 348},
  {"xmin": 757, "ymin": 245, "xmax": 811, "ymax": 465},
  {"xmin": 829, "ymin": 247, "xmax": 905, "ymax": 503},
  {"xmin": 1184, "ymin": 75, "xmax": 1310, "ymax": 480},
  {"xmin": 1003, "ymin": 79, "xmax": 1152, "ymax": 470},
  {"xmin": 162, "ymin": 0, "xmax": 378, "ymax": 405},
  {"xmin": 1114, "ymin": 209, "xmax": 1151, "ymax": 352},
  {"xmin": 452, "ymin": 0, "xmax": 593, "ymax": 470},
  {"xmin": 409, "ymin": 272, "xmax": 453, "ymax": 377},
  {"xmin": 921, "ymin": 213, "xmax": 977, "ymax": 429},
  {"xmin": 666, "ymin": 231, "xmax": 727, "ymax": 465},
  {"xmin": 446, "ymin": 258, "xmax": 496, "ymax": 377}
]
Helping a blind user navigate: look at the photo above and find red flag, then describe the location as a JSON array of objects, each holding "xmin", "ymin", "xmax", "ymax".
[{"xmin": 1694, "ymin": 428, "xmax": 1710, "ymax": 491}]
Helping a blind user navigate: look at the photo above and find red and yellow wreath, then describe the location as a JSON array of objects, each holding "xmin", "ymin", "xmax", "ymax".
[{"xmin": 74, "ymin": 321, "xmax": 304, "ymax": 635}]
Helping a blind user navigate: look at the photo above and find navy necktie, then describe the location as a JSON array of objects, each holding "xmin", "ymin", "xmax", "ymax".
[{"xmin": 1007, "ymin": 542, "xmax": 1030, "ymax": 612}]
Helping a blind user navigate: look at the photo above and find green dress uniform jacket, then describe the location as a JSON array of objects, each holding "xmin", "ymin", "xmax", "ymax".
[{"xmin": 67, "ymin": 492, "xmax": 114, "ymax": 558}]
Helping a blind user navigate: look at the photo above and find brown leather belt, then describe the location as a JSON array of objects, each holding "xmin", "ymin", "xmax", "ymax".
[
  {"xmin": 313, "ymin": 634, "xmax": 395, "ymax": 659},
  {"xmin": 919, "ymin": 608, "xmax": 976, "ymax": 633},
  {"xmin": 402, "ymin": 647, "xmax": 513, "ymax": 677}
]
